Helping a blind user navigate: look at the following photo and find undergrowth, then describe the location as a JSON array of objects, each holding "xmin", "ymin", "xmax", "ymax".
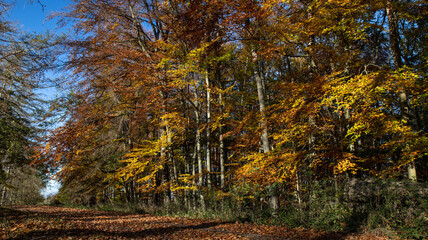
[{"xmin": 55, "ymin": 179, "xmax": 427, "ymax": 240}]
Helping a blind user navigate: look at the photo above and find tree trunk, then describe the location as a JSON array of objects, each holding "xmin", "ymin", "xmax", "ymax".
[
  {"xmin": 253, "ymin": 52, "xmax": 270, "ymax": 154},
  {"xmin": 295, "ymin": 169, "xmax": 301, "ymax": 207},
  {"xmin": 252, "ymin": 50, "xmax": 278, "ymax": 214},
  {"xmin": 205, "ymin": 70, "xmax": 212, "ymax": 189},
  {"xmin": 168, "ymin": 125, "xmax": 177, "ymax": 203},
  {"xmin": 159, "ymin": 90, "xmax": 171, "ymax": 204},
  {"xmin": 0, "ymin": 162, "xmax": 9, "ymax": 205},
  {"xmin": 1, "ymin": 186, "xmax": 7, "ymax": 205},
  {"xmin": 386, "ymin": 1, "xmax": 402, "ymax": 69},
  {"xmin": 219, "ymin": 90, "xmax": 226, "ymax": 190},
  {"xmin": 194, "ymin": 90, "xmax": 206, "ymax": 210},
  {"xmin": 163, "ymin": 161, "xmax": 171, "ymax": 204},
  {"xmin": 293, "ymin": 142, "xmax": 301, "ymax": 207},
  {"xmin": 192, "ymin": 144, "xmax": 198, "ymax": 210}
]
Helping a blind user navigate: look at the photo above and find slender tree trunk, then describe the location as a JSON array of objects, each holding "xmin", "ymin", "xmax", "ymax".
[
  {"xmin": 183, "ymin": 143, "xmax": 190, "ymax": 208},
  {"xmin": 252, "ymin": 50, "xmax": 278, "ymax": 214},
  {"xmin": 295, "ymin": 170, "xmax": 301, "ymax": 206},
  {"xmin": 130, "ymin": 178, "xmax": 135, "ymax": 203},
  {"xmin": 1, "ymin": 185, "xmax": 7, "ymax": 205},
  {"xmin": 344, "ymin": 108, "xmax": 355, "ymax": 152},
  {"xmin": 386, "ymin": 1, "xmax": 402, "ymax": 70},
  {"xmin": 169, "ymin": 128, "xmax": 178, "ymax": 203},
  {"xmin": 160, "ymin": 125, "xmax": 171, "ymax": 205},
  {"xmin": 253, "ymin": 52, "xmax": 270, "ymax": 154},
  {"xmin": 163, "ymin": 161, "xmax": 171, "ymax": 204},
  {"xmin": 168, "ymin": 147, "xmax": 179, "ymax": 202},
  {"xmin": 293, "ymin": 142, "xmax": 301, "ymax": 208},
  {"xmin": 192, "ymin": 144, "xmax": 197, "ymax": 210},
  {"xmin": 182, "ymin": 97, "xmax": 191, "ymax": 208},
  {"xmin": 194, "ymin": 90, "xmax": 206, "ymax": 210},
  {"xmin": 0, "ymin": 160, "xmax": 9, "ymax": 205},
  {"xmin": 219, "ymin": 90, "xmax": 225, "ymax": 190},
  {"xmin": 307, "ymin": 30, "xmax": 317, "ymax": 158},
  {"xmin": 205, "ymin": 70, "xmax": 212, "ymax": 189},
  {"xmin": 304, "ymin": 2, "xmax": 321, "ymax": 206},
  {"xmin": 214, "ymin": 63, "xmax": 226, "ymax": 190},
  {"xmin": 159, "ymin": 90, "xmax": 171, "ymax": 204}
]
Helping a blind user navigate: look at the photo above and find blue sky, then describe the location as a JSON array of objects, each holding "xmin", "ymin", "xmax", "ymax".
[
  {"xmin": 11, "ymin": 0, "xmax": 69, "ymax": 33},
  {"xmin": 11, "ymin": 0, "xmax": 71, "ymax": 101},
  {"xmin": 11, "ymin": 0, "xmax": 70, "ymax": 198}
]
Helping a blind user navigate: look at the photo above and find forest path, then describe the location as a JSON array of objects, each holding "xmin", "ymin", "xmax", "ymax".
[{"xmin": 1, "ymin": 206, "xmax": 386, "ymax": 239}]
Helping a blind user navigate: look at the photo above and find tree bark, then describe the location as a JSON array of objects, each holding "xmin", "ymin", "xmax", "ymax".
[
  {"xmin": 159, "ymin": 90, "xmax": 171, "ymax": 204},
  {"xmin": 194, "ymin": 89, "xmax": 206, "ymax": 210},
  {"xmin": 295, "ymin": 170, "xmax": 301, "ymax": 206},
  {"xmin": 386, "ymin": 1, "xmax": 402, "ymax": 69},
  {"xmin": 205, "ymin": 70, "xmax": 212, "ymax": 189},
  {"xmin": 253, "ymin": 52, "xmax": 270, "ymax": 154},
  {"xmin": 252, "ymin": 50, "xmax": 278, "ymax": 214},
  {"xmin": 192, "ymin": 144, "xmax": 197, "ymax": 210},
  {"xmin": 219, "ymin": 90, "xmax": 226, "ymax": 190}
]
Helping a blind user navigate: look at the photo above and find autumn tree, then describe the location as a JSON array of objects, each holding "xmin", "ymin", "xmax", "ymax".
[
  {"xmin": 0, "ymin": 0, "xmax": 61, "ymax": 205},
  {"xmin": 44, "ymin": 1, "xmax": 427, "ymax": 232}
]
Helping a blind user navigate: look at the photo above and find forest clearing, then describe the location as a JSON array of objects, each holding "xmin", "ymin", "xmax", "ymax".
[{"xmin": 1, "ymin": 205, "xmax": 390, "ymax": 239}]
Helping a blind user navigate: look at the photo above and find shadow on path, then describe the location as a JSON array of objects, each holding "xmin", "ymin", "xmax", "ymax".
[
  {"xmin": 3, "ymin": 206, "xmax": 349, "ymax": 240},
  {"xmin": 8, "ymin": 222, "xmax": 224, "ymax": 239}
]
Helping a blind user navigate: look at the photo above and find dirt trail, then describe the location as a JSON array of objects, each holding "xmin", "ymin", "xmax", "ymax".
[{"xmin": 0, "ymin": 206, "xmax": 387, "ymax": 239}]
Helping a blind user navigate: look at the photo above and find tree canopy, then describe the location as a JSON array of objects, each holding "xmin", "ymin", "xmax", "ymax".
[
  {"xmin": 3, "ymin": 0, "xmax": 419, "ymax": 236},
  {"xmin": 0, "ymin": 0, "xmax": 60, "ymax": 205}
]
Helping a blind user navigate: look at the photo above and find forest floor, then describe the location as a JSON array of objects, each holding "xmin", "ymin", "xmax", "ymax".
[{"xmin": 0, "ymin": 206, "xmax": 392, "ymax": 239}]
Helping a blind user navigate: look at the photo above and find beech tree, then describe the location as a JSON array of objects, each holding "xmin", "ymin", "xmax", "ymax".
[{"xmin": 44, "ymin": 0, "xmax": 427, "ymax": 217}]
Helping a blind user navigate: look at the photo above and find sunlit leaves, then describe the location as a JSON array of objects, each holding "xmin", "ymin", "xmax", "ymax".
[{"xmin": 41, "ymin": 0, "xmax": 427, "ymax": 208}]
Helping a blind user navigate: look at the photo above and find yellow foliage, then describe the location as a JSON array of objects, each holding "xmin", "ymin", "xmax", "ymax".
[{"xmin": 334, "ymin": 158, "xmax": 357, "ymax": 175}]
